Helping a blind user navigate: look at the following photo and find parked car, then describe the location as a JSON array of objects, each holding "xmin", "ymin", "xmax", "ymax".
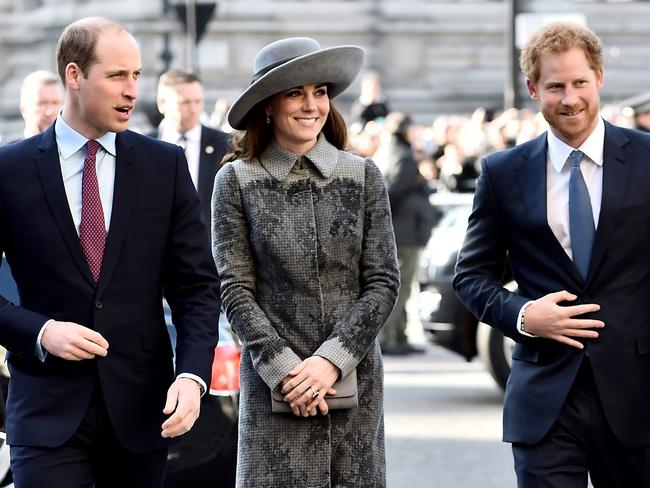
[
  {"xmin": 0, "ymin": 255, "xmax": 239, "ymax": 487},
  {"xmin": 418, "ymin": 192, "xmax": 514, "ymax": 390}
]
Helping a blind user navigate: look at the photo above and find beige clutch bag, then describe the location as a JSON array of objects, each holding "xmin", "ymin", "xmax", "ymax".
[{"xmin": 271, "ymin": 369, "xmax": 358, "ymax": 413}]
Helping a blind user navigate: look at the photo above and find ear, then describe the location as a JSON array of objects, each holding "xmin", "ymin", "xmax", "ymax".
[
  {"xmin": 65, "ymin": 63, "xmax": 82, "ymax": 90},
  {"xmin": 156, "ymin": 97, "xmax": 165, "ymax": 115},
  {"xmin": 595, "ymin": 68, "xmax": 604, "ymax": 90},
  {"xmin": 264, "ymin": 101, "xmax": 273, "ymax": 117},
  {"xmin": 526, "ymin": 79, "xmax": 539, "ymax": 102}
]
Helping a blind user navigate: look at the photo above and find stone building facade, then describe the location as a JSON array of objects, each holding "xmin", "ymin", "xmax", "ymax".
[{"xmin": 1, "ymin": 0, "xmax": 650, "ymax": 138}]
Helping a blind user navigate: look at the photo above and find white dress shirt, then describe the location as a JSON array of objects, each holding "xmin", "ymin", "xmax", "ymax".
[
  {"xmin": 159, "ymin": 122, "xmax": 201, "ymax": 190},
  {"xmin": 56, "ymin": 115, "xmax": 117, "ymax": 234},
  {"xmin": 517, "ymin": 117, "xmax": 605, "ymax": 335}
]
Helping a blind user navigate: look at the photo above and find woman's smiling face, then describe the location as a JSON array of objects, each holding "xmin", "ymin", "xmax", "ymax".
[{"xmin": 266, "ymin": 83, "xmax": 330, "ymax": 155}]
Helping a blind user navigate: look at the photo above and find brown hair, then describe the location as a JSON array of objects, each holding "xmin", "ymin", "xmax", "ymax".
[
  {"xmin": 158, "ymin": 69, "xmax": 202, "ymax": 93},
  {"xmin": 56, "ymin": 17, "xmax": 126, "ymax": 86},
  {"xmin": 519, "ymin": 21, "xmax": 604, "ymax": 85},
  {"xmin": 223, "ymin": 99, "xmax": 348, "ymax": 164}
]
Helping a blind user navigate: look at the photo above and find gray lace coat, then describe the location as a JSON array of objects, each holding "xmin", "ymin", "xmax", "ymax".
[{"xmin": 211, "ymin": 135, "xmax": 399, "ymax": 488}]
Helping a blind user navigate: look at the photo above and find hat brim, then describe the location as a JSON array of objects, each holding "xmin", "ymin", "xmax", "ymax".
[{"xmin": 227, "ymin": 45, "xmax": 365, "ymax": 130}]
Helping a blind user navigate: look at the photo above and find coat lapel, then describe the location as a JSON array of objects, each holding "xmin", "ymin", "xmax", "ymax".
[
  {"xmin": 587, "ymin": 122, "xmax": 631, "ymax": 280},
  {"xmin": 96, "ymin": 131, "xmax": 137, "ymax": 295},
  {"xmin": 34, "ymin": 126, "xmax": 95, "ymax": 286},
  {"xmin": 516, "ymin": 133, "xmax": 582, "ymax": 283}
]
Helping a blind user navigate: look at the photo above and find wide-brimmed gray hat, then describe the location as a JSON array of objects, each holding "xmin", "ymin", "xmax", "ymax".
[{"xmin": 227, "ymin": 37, "xmax": 365, "ymax": 130}]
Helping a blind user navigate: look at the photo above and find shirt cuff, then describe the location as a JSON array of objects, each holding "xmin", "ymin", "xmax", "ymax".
[
  {"xmin": 177, "ymin": 372, "xmax": 207, "ymax": 397},
  {"xmin": 517, "ymin": 301, "xmax": 536, "ymax": 337},
  {"xmin": 35, "ymin": 319, "xmax": 53, "ymax": 362}
]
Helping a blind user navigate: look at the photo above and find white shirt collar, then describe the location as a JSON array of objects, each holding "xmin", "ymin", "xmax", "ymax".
[
  {"xmin": 547, "ymin": 117, "xmax": 605, "ymax": 173},
  {"xmin": 159, "ymin": 121, "xmax": 201, "ymax": 144},
  {"xmin": 55, "ymin": 114, "xmax": 117, "ymax": 159}
]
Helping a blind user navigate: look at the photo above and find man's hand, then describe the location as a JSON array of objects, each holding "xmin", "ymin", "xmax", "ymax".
[
  {"xmin": 161, "ymin": 377, "xmax": 202, "ymax": 438},
  {"xmin": 41, "ymin": 320, "xmax": 109, "ymax": 360},
  {"xmin": 523, "ymin": 291, "xmax": 605, "ymax": 348},
  {"xmin": 280, "ymin": 356, "xmax": 339, "ymax": 417}
]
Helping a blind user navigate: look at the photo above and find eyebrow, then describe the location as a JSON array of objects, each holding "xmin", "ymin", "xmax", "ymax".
[{"xmin": 287, "ymin": 83, "xmax": 328, "ymax": 90}]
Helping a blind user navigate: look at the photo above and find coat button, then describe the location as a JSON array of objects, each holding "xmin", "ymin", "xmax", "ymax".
[{"xmin": 95, "ymin": 300, "xmax": 104, "ymax": 310}]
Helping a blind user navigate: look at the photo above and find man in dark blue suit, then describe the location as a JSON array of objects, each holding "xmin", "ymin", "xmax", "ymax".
[
  {"xmin": 0, "ymin": 17, "xmax": 220, "ymax": 487},
  {"xmin": 454, "ymin": 22, "xmax": 650, "ymax": 487}
]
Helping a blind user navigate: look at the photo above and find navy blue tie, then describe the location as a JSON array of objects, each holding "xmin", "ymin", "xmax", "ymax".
[{"xmin": 568, "ymin": 150, "xmax": 595, "ymax": 280}]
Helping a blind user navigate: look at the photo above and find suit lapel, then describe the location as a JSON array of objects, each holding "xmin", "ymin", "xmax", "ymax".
[
  {"xmin": 587, "ymin": 122, "xmax": 631, "ymax": 280},
  {"xmin": 97, "ymin": 131, "xmax": 137, "ymax": 295},
  {"xmin": 34, "ymin": 126, "xmax": 95, "ymax": 286},
  {"xmin": 516, "ymin": 133, "xmax": 583, "ymax": 283}
]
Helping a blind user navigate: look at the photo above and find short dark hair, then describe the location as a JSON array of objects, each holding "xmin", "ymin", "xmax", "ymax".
[{"xmin": 56, "ymin": 17, "xmax": 126, "ymax": 86}]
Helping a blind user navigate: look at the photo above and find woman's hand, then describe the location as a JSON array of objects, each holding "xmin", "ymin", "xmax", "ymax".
[{"xmin": 280, "ymin": 356, "xmax": 339, "ymax": 417}]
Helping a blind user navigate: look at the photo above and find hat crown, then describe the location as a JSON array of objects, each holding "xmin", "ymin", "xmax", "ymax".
[{"xmin": 253, "ymin": 37, "xmax": 321, "ymax": 78}]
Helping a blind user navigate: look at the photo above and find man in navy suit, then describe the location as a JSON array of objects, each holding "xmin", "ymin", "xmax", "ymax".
[
  {"xmin": 153, "ymin": 69, "xmax": 230, "ymax": 225},
  {"xmin": 454, "ymin": 22, "xmax": 650, "ymax": 487},
  {"xmin": 0, "ymin": 17, "xmax": 220, "ymax": 487}
]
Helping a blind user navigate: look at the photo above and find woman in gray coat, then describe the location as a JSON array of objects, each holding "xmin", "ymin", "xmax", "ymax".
[{"xmin": 211, "ymin": 37, "xmax": 399, "ymax": 488}]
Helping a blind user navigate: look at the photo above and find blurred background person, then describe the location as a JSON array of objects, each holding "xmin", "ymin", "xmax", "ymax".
[
  {"xmin": 209, "ymin": 96, "xmax": 234, "ymax": 133},
  {"xmin": 621, "ymin": 92, "xmax": 650, "ymax": 132},
  {"xmin": 153, "ymin": 69, "xmax": 230, "ymax": 224},
  {"xmin": 376, "ymin": 112, "xmax": 438, "ymax": 355},
  {"xmin": 350, "ymin": 71, "xmax": 390, "ymax": 127},
  {"xmin": 10, "ymin": 70, "xmax": 63, "ymax": 142}
]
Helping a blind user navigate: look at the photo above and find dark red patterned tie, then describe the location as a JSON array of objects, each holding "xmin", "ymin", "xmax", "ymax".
[{"xmin": 79, "ymin": 140, "xmax": 105, "ymax": 282}]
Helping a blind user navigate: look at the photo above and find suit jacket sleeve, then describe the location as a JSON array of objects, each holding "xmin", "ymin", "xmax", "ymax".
[
  {"xmin": 452, "ymin": 157, "xmax": 529, "ymax": 340},
  {"xmin": 163, "ymin": 145, "xmax": 221, "ymax": 386}
]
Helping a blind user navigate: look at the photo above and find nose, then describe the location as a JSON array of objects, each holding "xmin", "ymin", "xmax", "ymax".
[
  {"xmin": 302, "ymin": 93, "xmax": 316, "ymax": 111},
  {"xmin": 561, "ymin": 86, "xmax": 579, "ymax": 107},
  {"xmin": 123, "ymin": 77, "xmax": 138, "ymax": 101}
]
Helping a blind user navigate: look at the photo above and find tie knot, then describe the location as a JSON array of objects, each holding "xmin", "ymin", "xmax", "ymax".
[
  {"xmin": 568, "ymin": 150, "xmax": 584, "ymax": 169},
  {"xmin": 177, "ymin": 134, "xmax": 187, "ymax": 149},
  {"xmin": 86, "ymin": 140, "xmax": 100, "ymax": 158}
]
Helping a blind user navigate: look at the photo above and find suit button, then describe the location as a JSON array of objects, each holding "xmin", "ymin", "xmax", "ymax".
[{"xmin": 95, "ymin": 300, "xmax": 104, "ymax": 310}]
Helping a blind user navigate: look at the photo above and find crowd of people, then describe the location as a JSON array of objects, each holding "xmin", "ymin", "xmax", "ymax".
[{"xmin": 2, "ymin": 14, "xmax": 650, "ymax": 488}]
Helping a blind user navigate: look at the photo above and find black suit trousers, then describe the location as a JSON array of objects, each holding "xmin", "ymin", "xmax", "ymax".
[
  {"xmin": 10, "ymin": 379, "xmax": 168, "ymax": 488},
  {"xmin": 512, "ymin": 358, "xmax": 650, "ymax": 488}
]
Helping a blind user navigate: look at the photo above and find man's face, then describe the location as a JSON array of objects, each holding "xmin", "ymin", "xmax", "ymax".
[
  {"xmin": 527, "ymin": 47, "xmax": 603, "ymax": 148},
  {"xmin": 64, "ymin": 29, "xmax": 141, "ymax": 139},
  {"xmin": 20, "ymin": 83, "xmax": 63, "ymax": 134},
  {"xmin": 157, "ymin": 81, "xmax": 204, "ymax": 134}
]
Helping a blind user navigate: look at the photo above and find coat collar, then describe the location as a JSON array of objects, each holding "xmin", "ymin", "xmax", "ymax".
[{"xmin": 260, "ymin": 133, "xmax": 339, "ymax": 181}]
